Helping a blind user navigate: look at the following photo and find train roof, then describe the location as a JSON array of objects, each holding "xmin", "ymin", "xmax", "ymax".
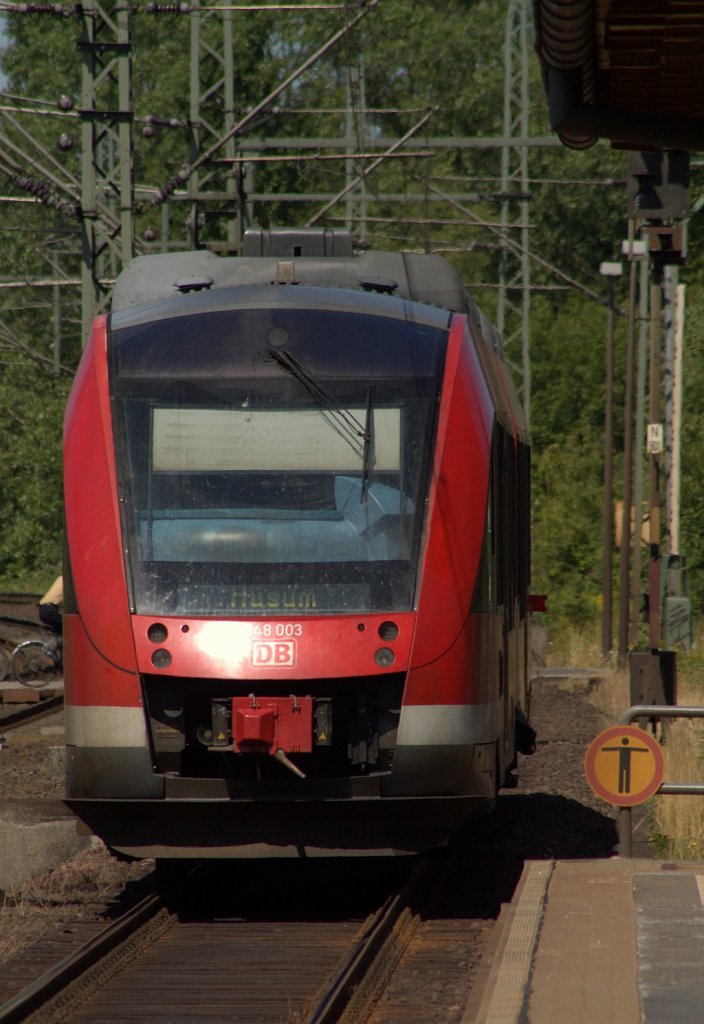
[
  {"xmin": 110, "ymin": 228, "xmax": 504, "ymax": 357},
  {"xmin": 112, "ymin": 230, "xmax": 467, "ymax": 312},
  {"xmin": 110, "ymin": 282, "xmax": 454, "ymax": 335}
]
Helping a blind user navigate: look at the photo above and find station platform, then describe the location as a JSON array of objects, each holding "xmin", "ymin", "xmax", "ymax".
[{"xmin": 466, "ymin": 856, "xmax": 704, "ymax": 1024}]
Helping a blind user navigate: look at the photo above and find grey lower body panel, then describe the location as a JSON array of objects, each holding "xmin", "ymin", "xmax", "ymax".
[
  {"xmin": 67, "ymin": 746, "xmax": 165, "ymax": 799},
  {"xmin": 66, "ymin": 739, "xmax": 496, "ymax": 801},
  {"xmin": 64, "ymin": 793, "xmax": 486, "ymax": 859},
  {"xmin": 65, "ymin": 736, "xmax": 496, "ymax": 858}
]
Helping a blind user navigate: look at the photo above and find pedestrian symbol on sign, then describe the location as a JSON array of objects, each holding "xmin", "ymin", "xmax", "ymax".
[
  {"xmin": 599, "ymin": 736, "xmax": 650, "ymax": 794},
  {"xmin": 584, "ymin": 726, "xmax": 665, "ymax": 807}
]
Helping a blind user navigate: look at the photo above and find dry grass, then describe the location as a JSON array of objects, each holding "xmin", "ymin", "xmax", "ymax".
[
  {"xmin": 542, "ymin": 622, "xmax": 704, "ymax": 860},
  {"xmin": 651, "ymin": 719, "xmax": 704, "ymax": 860},
  {"xmin": 541, "ymin": 622, "xmax": 630, "ymax": 718},
  {"xmin": 649, "ymin": 648, "xmax": 704, "ymax": 860},
  {"xmin": 0, "ymin": 843, "xmax": 151, "ymax": 962}
]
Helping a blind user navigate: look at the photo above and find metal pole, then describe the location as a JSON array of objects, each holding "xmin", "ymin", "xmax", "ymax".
[
  {"xmin": 345, "ymin": 71, "xmax": 354, "ymax": 232},
  {"xmin": 518, "ymin": 3, "xmax": 531, "ymax": 430},
  {"xmin": 602, "ymin": 273, "xmax": 615, "ymax": 659},
  {"xmin": 669, "ymin": 283, "xmax": 686, "ymax": 556},
  {"xmin": 497, "ymin": 0, "xmax": 531, "ymax": 424},
  {"xmin": 648, "ymin": 273, "xmax": 662, "ymax": 651},
  {"xmin": 52, "ymin": 280, "xmax": 61, "ymax": 376},
  {"xmin": 80, "ymin": 10, "xmax": 96, "ymax": 342},
  {"xmin": 80, "ymin": 4, "xmax": 133, "ymax": 342},
  {"xmin": 617, "ymin": 223, "xmax": 638, "ymax": 667},
  {"xmin": 619, "ymin": 806, "xmax": 633, "ymax": 858},
  {"xmin": 629, "ymin": 240, "xmax": 650, "ymax": 646},
  {"xmin": 663, "ymin": 265, "xmax": 676, "ymax": 551}
]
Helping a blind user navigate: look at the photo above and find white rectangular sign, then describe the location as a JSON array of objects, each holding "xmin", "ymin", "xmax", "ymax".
[{"xmin": 152, "ymin": 406, "xmax": 400, "ymax": 473}]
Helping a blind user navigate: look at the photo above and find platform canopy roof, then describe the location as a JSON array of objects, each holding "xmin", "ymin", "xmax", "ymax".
[{"xmin": 533, "ymin": 0, "xmax": 704, "ymax": 151}]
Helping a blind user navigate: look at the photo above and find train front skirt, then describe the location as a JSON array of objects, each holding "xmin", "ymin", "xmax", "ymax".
[{"xmin": 65, "ymin": 793, "xmax": 487, "ymax": 859}]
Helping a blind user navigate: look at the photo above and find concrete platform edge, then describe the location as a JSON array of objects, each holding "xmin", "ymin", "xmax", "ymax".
[{"xmin": 462, "ymin": 860, "xmax": 553, "ymax": 1024}]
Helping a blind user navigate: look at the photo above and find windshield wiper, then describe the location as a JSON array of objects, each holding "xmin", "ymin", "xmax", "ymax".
[
  {"xmin": 268, "ymin": 348, "xmax": 370, "ymax": 462},
  {"xmin": 360, "ymin": 386, "xmax": 373, "ymax": 502}
]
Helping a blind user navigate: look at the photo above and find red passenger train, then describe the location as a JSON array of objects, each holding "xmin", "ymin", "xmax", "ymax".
[{"xmin": 63, "ymin": 228, "xmax": 535, "ymax": 859}]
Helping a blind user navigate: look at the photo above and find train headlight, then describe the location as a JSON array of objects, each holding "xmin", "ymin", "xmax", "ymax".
[
  {"xmin": 378, "ymin": 621, "xmax": 399, "ymax": 641},
  {"xmin": 148, "ymin": 622, "xmax": 168, "ymax": 643},
  {"xmin": 151, "ymin": 649, "xmax": 172, "ymax": 669},
  {"xmin": 374, "ymin": 647, "xmax": 395, "ymax": 668}
]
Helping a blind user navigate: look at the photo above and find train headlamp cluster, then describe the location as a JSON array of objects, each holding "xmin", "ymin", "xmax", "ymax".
[
  {"xmin": 145, "ymin": 620, "xmax": 400, "ymax": 670},
  {"xmin": 148, "ymin": 623, "xmax": 171, "ymax": 668},
  {"xmin": 374, "ymin": 620, "xmax": 398, "ymax": 667}
]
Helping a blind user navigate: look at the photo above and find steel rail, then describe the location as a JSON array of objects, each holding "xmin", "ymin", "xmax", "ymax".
[
  {"xmin": 0, "ymin": 693, "xmax": 63, "ymax": 731},
  {"xmin": 0, "ymin": 882, "xmax": 167, "ymax": 1023},
  {"xmin": 305, "ymin": 860, "xmax": 432, "ymax": 1024}
]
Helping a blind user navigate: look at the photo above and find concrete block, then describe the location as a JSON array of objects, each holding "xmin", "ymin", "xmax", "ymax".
[{"xmin": 0, "ymin": 799, "xmax": 91, "ymax": 892}]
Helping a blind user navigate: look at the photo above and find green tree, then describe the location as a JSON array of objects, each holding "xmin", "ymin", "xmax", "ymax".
[{"xmin": 0, "ymin": 0, "xmax": 702, "ymax": 631}]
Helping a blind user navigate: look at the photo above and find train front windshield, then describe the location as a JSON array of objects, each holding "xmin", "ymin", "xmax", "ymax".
[{"xmin": 109, "ymin": 303, "xmax": 447, "ymax": 616}]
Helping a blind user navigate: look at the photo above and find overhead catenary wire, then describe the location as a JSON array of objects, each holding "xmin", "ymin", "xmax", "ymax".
[
  {"xmin": 305, "ymin": 107, "xmax": 438, "ymax": 226},
  {"xmin": 432, "ymin": 173, "xmax": 628, "ymax": 187},
  {"xmin": 142, "ymin": 2, "xmax": 347, "ymax": 9},
  {"xmin": 149, "ymin": 0, "xmax": 380, "ymax": 205},
  {"xmin": 213, "ymin": 150, "xmax": 432, "ymax": 164},
  {"xmin": 0, "ymin": 0, "xmax": 630, "ymax": 349},
  {"xmin": 2, "ymin": 110, "xmax": 80, "ymax": 190},
  {"xmin": 0, "ymin": 317, "xmax": 74, "ymax": 374},
  {"xmin": 0, "ymin": 102, "xmax": 75, "ymax": 118},
  {"xmin": 0, "ymin": 117, "xmax": 149, "ymax": 250},
  {"xmin": 420, "ymin": 178, "xmax": 626, "ymax": 313}
]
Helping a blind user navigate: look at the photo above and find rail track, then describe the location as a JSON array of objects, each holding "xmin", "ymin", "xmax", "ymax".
[
  {"xmin": 0, "ymin": 675, "xmax": 622, "ymax": 1023},
  {"xmin": 0, "ymin": 858, "xmax": 465, "ymax": 1024},
  {"xmin": 0, "ymin": 695, "xmax": 63, "ymax": 733},
  {"xmin": 0, "ymin": 593, "xmax": 43, "ymax": 637}
]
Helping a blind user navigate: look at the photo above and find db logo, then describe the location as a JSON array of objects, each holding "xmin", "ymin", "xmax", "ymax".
[{"xmin": 251, "ymin": 640, "xmax": 297, "ymax": 668}]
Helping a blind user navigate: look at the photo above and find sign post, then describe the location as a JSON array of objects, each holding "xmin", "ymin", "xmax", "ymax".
[
  {"xmin": 585, "ymin": 726, "xmax": 665, "ymax": 806},
  {"xmin": 585, "ymin": 726, "xmax": 665, "ymax": 856}
]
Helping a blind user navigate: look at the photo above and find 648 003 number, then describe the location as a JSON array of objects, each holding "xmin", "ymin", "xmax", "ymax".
[{"xmin": 252, "ymin": 622, "xmax": 303, "ymax": 638}]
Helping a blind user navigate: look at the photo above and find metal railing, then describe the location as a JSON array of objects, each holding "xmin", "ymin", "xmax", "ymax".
[{"xmin": 618, "ymin": 705, "xmax": 704, "ymax": 857}]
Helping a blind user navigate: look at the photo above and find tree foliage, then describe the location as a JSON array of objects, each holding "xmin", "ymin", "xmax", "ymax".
[{"xmin": 0, "ymin": 0, "xmax": 702, "ymax": 643}]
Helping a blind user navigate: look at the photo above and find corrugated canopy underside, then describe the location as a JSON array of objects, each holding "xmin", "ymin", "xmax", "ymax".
[{"xmin": 534, "ymin": 0, "xmax": 704, "ymax": 151}]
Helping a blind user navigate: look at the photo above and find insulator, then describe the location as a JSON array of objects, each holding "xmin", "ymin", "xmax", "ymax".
[
  {"xmin": 146, "ymin": 1, "xmax": 190, "ymax": 12},
  {"xmin": 9, "ymin": 171, "xmax": 79, "ymax": 218},
  {"xmin": 13, "ymin": 2, "xmax": 67, "ymax": 13},
  {"xmin": 142, "ymin": 116, "xmax": 186, "ymax": 130}
]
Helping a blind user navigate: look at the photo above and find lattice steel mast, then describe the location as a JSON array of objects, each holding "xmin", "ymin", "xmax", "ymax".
[
  {"xmin": 188, "ymin": 0, "xmax": 243, "ymax": 251},
  {"xmin": 80, "ymin": 1, "xmax": 134, "ymax": 340},
  {"xmin": 498, "ymin": 0, "xmax": 531, "ymax": 424}
]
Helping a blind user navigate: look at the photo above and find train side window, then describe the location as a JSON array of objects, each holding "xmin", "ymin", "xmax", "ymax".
[
  {"xmin": 492, "ymin": 424, "xmax": 505, "ymax": 608},
  {"xmin": 471, "ymin": 481, "xmax": 494, "ymax": 613},
  {"xmin": 517, "ymin": 439, "xmax": 531, "ymax": 617},
  {"xmin": 492, "ymin": 421, "xmax": 521, "ymax": 623}
]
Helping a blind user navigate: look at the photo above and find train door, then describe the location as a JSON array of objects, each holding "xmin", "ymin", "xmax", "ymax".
[{"xmin": 493, "ymin": 420, "xmax": 522, "ymax": 783}]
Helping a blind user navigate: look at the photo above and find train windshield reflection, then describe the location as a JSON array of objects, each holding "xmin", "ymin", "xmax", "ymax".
[{"xmin": 109, "ymin": 306, "xmax": 445, "ymax": 616}]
